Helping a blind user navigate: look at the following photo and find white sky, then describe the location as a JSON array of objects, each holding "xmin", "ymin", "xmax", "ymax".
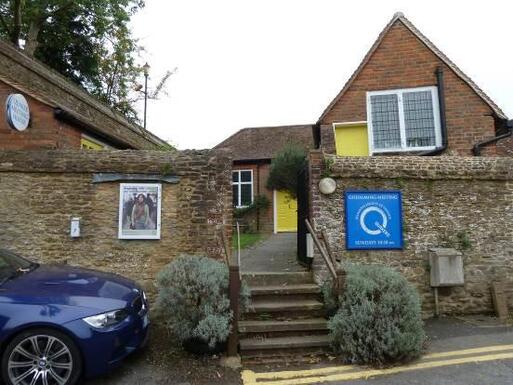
[{"xmin": 132, "ymin": 0, "xmax": 513, "ymax": 150}]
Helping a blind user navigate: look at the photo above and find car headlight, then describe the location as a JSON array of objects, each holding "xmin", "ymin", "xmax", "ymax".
[{"xmin": 83, "ymin": 309, "xmax": 129, "ymax": 328}]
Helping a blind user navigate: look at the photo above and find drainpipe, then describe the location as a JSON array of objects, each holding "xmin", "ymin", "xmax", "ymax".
[
  {"xmin": 420, "ymin": 66, "xmax": 448, "ymax": 156},
  {"xmin": 256, "ymin": 164, "xmax": 260, "ymax": 232},
  {"xmin": 472, "ymin": 119, "xmax": 513, "ymax": 156}
]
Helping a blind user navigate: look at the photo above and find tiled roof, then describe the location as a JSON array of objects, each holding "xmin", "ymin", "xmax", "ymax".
[
  {"xmin": 318, "ymin": 12, "xmax": 507, "ymax": 122},
  {"xmin": 214, "ymin": 124, "xmax": 315, "ymax": 161},
  {"xmin": 0, "ymin": 39, "xmax": 168, "ymax": 149}
]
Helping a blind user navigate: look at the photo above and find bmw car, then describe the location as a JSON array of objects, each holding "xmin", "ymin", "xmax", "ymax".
[{"xmin": 0, "ymin": 248, "xmax": 150, "ymax": 385}]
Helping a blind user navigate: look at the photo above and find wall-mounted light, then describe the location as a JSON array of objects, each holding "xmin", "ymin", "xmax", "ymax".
[
  {"xmin": 70, "ymin": 217, "xmax": 81, "ymax": 238},
  {"xmin": 319, "ymin": 177, "xmax": 336, "ymax": 195}
]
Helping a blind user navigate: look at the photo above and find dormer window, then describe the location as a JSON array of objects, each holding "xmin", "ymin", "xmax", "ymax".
[{"xmin": 367, "ymin": 86, "xmax": 442, "ymax": 153}]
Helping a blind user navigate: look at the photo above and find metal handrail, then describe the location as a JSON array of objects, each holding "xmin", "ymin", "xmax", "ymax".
[{"xmin": 305, "ymin": 219, "xmax": 338, "ymax": 281}]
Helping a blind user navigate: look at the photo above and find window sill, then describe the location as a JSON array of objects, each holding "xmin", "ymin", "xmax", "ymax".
[{"xmin": 372, "ymin": 146, "xmax": 437, "ymax": 155}]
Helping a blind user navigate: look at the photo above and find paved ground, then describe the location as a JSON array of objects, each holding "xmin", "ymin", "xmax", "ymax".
[
  {"xmin": 243, "ymin": 316, "xmax": 513, "ymax": 385},
  {"xmin": 239, "ymin": 232, "xmax": 306, "ymax": 272}
]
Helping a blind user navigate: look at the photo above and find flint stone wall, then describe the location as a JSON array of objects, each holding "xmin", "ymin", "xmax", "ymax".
[{"xmin": 309, "ymin": 151, "xmax": 513, "ymax": 316}]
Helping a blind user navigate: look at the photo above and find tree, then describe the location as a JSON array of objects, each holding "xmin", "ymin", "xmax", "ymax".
[
  {"xmin": 0, "ymin": 0, "xmax": 169, "ymax": 122},
  {"xmin": 266, "ymin": 143, "xmax": 306, "ymax": 199}
]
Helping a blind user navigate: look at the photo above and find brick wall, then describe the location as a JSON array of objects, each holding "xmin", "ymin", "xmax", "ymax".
[
  {"xmin": 233, "ymin": 162, "xmax": 274, "ymax": 233},
  {"xmin": 309, "ymin": 151, "xmax": 513, "ymax": 316},
  {"xmin": 0, "ymin": 150, "xmax": 232, "ymax": 295},
  {"xmin": 0, "ymin": 82, "xmax": 82, "ymax": 149},
  {"xmin": 497, "ymin": 136, "xmax": 513, "ymax": 157},
  {"xmin": 320, "ymin": 21, "xmax": 500, "ymax": 156}
]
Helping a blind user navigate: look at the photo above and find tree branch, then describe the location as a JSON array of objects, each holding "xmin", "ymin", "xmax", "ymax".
[{"xmin": 10, "ymin": 0, "xmax": 22, "ymax": 47}]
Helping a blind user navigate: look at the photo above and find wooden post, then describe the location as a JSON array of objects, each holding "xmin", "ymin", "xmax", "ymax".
[{"xmin": 227, "ymin": 264, "xmax": 241, "ymax": 357}]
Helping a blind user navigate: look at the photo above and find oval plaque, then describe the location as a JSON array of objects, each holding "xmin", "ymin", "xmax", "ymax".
[{"xmin": 6, "ymin": 94, "xmax": 30, "ymax": 131}]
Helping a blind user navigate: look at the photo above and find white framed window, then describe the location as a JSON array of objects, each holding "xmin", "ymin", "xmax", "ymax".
[
  {"xmin": 366, "ymin": 86, "xmax": 442, "ymax": 154},
  {"xmin": 232, "ymin": 170, "xmax": 253, "ymax": 208}
]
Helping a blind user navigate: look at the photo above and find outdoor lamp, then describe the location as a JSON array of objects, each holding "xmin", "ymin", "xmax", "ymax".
[
  {"xmin": 142, "ymin": 62, "xmax": 150, "ymax": 76},
  {"xmin": 319, "ymin": 177, "xmax": 336, "ymax": 195}
]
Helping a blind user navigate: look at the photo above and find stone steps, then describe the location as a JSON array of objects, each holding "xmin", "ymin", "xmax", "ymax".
[
  {"xmin": 239, "ymin": 271, "xmax": 331, "ymax": 360},
  {"xmin": 249, "ymin": 283, "xmax": 321, "ymax": 296},
  {"xmin": 243, "ymin": 271, "xmax": 314, "ymax": 286},
  {"xmin": 239, "ymin": 318, "xmax": 328, "ymax": 339},
  {"xmin": 239, "ymin": 335, "xmax": 331, "ymax": 359}
]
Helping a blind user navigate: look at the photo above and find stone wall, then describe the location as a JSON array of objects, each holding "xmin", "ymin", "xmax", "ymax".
[
  {"xmin": 309, "ymin": 150, "xmax": 513, "ymax": 316},
  {"xmin": 0, "ymin": 150, "xmax": 232, "ymax": 296}
]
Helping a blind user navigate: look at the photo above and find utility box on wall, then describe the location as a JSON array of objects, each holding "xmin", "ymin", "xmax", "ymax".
[{"xmin": 429, "ymin": 248, "xmax": 464, "ymax": 287}]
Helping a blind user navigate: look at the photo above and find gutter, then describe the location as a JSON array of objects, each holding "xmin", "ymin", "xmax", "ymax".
[
  {"xmin": 472, "ymin": 118, "xmax": 513, "ymax": 156},
  {"xmin": 421, "ymin": 66, "xmax": 448, "ymax": 156}
]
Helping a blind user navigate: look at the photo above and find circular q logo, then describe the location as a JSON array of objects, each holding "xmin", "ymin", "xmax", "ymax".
[{"xmin": 357, "ymin": 203, "xmax": 391, "ymax": 237}]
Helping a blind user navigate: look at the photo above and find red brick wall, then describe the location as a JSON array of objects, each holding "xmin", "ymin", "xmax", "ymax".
[
  {"xmin": 233, "ymin": 162, "xmax": 274, "ymax": 233},
  {"xmin": 0, "ymin": 82, "xmax": 82, "ymax": 149},
  {"xmin": 497, "ymin": 136, "xmax": 513, "ymax": 156},
  {"xmin": 321, "ymin": 21, "xmax": 498, "ymax": 156}
]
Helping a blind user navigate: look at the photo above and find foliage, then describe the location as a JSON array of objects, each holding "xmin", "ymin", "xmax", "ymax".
[
  {"xmin": 321, "ymin": 278, "xmax": 340, "ymax": 318},
  {"xmin": 232, "ymin": 233, "xmax": 263, "ymax": 250},
  {"xmin": 440, "ymin": 229, "xmax": 472, "ymax": 251},
  {"xmin": 233, "ymin": 194, "xmax": 270, "ymax": 218},
  {"xmin": 456, "ymin": 231, "xmax": 472, "ymax": 251},
  {"xmin": 266, "ymin": 143, "xmax": 306, "ymax": 199},
  {"xmin": 0, "ymin": 0, "xmax": 173, "ymax": 122},
  {"xmin": 322, "ymin": 157, "xmax": 334, "ymax": 178},
  {"xmin": 327, "ymin": 264, "xmax": 425, "ymax": 366},
  {"xmin": 155, "ymin": 255, "xmax": 250, "ymax": 348}
]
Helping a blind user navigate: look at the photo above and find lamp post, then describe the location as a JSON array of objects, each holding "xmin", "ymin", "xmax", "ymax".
[{"xmin": 142, "ymin": 62, "xmax": 150, "ymax": 130}]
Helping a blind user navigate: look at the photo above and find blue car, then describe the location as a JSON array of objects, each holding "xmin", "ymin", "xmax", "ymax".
[{"xmin": 0, "ymin": 248, "xmax": 150, "ymax": 385}]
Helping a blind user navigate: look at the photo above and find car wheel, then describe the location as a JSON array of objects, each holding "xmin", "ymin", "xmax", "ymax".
[{"xmin": 1, "ymin": 328, "xmax": 82, "ymax": 385}]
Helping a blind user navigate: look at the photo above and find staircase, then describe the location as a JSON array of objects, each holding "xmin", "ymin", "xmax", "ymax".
[{"xmin": 239, "ymin": 271, "xmax": 330, "ymax": 362}]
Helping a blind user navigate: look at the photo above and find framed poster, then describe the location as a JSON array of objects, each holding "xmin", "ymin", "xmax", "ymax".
[
  {"xmin": 118, "ymin": 183, "xmax": 162, "ymax": 239},
  {"xmin": 345, "ymin": 190, "xmax": 403, "ymax": 250}
]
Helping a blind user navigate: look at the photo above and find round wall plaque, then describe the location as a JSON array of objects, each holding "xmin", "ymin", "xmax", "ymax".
[{"xmin": 6, "ymin": 94, "xmax": 30, "ymax": 131}]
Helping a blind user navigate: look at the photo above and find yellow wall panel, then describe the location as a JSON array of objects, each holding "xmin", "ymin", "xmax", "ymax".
[{"xmin": 335, "ymin": 124, "xmax": 369, "ymax": 156}]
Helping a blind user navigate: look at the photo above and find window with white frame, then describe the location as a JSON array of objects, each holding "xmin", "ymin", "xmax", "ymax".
[
  {"xmin": 367, "ymin": 86, "xmax": 441, "ymax": 153},
  {"xmin": 232, "ymin": 170, "xmax": 253, "ymax": 207}
]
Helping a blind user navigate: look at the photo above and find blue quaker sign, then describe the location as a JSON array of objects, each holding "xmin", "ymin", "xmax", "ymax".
[{"xmin": 345, "ymin": 190, "xmax": 403, "ymax": 250}]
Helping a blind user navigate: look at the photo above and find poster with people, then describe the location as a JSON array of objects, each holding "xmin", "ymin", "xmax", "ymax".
[{"xmin": 118, "ymin": 183, "xmax": 162, "ymax": 239}]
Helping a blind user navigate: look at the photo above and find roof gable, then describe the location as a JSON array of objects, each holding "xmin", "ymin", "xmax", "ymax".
[
  {"xmin": 0, "ymin": 40, "xmax": 168, "ymax": 149},
  {"xmin": 318, "ymin": 12, "xmax": 507, "ymax": 123}
]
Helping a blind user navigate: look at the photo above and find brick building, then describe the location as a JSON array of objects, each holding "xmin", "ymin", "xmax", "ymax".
[
  {"xmin": 0, "ymin": 39, "xmax": 167, "ymax": 150},
  {"xmin": 215, "ymin": 124, "xmax": 314, "ymax": 233},
  {"xmin": 317, "ymin": 12, "xmax": 511, "ymax": 157},
  {"xmin": 216, "ymin": 13, "xmax": 511, "ymax": 235}
]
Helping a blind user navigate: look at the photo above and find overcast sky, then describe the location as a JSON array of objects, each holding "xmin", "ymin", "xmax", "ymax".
[{"xmin": 132, "ymin": 0, "xmax": 513, "ymax": 150}]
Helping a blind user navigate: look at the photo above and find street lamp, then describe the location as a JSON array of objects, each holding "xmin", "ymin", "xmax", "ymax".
[{"xmin": 142, "ymin": 62, "xmax": 150, "ymax": 130}]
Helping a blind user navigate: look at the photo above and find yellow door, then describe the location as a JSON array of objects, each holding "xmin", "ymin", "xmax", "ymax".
[
  {"xmin": 275, "ymin": 190, "xmax": 297, "ymax": 232},
  {"xmin": 335, "ymin": 123, "xmax": 369, "ymax": 156}
]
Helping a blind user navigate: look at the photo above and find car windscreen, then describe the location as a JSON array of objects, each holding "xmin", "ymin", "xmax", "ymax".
[{"xmin": 0, "ymin": 249, "xmax": 33, "ymax": 277}]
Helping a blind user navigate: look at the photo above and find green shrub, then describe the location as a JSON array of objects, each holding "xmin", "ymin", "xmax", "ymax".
[
  {"xmin": 233, "ymin": 194, "xmax": 270, "ymax": 218},
  {"xmin": 328, "ymin": 264, "xmax": 425, "ymax": 366},
  {"xmin": 155, "ymin": 255, "xmax": 250, "ymax": 348},
  {"xmin": 266, "ymin": 143, "xmax": 306, "ymax": 198}
]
